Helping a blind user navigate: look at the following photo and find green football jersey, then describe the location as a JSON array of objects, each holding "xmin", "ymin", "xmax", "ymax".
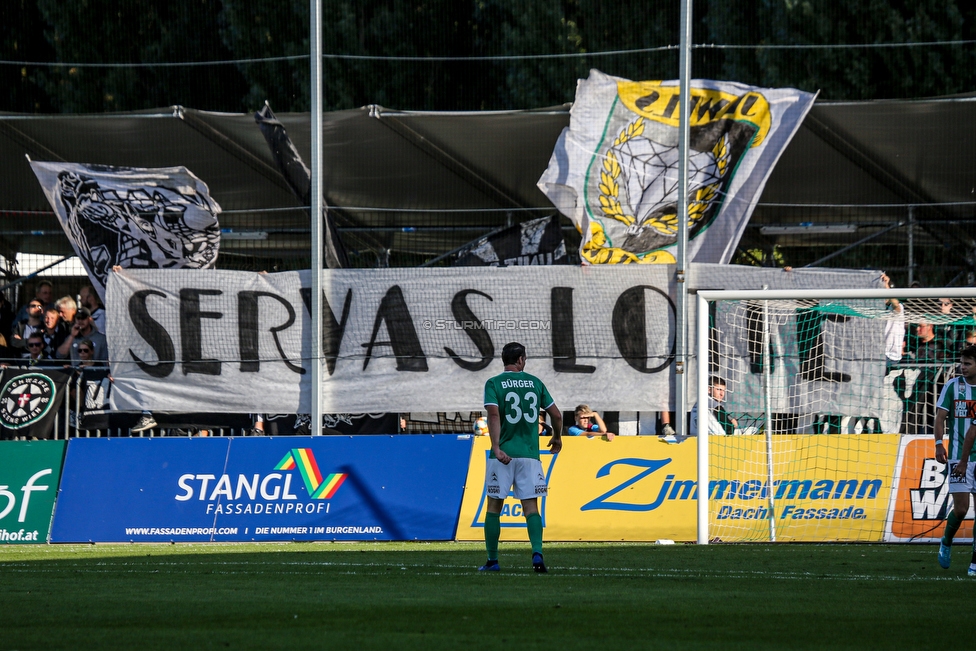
[
  {"xmin": 936, "ymin": 376, "xmax": 976, "ymax": 461},
  {"xmin": 483, "ymin": 370, "xmax": 554, "ymax": 461}
]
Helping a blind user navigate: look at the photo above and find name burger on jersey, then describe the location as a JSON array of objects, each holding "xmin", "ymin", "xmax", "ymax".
[
  {"xmin": 500, "ymin": 378, "xmax": 536, "ymax": 389},
  {"xmin": 174, "ymin": 448, "xmax": 346, "ymax": 516}
]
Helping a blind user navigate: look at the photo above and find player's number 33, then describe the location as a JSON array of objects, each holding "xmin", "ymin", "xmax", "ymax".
[{"xmin": 505, "ymin": 391, "xmax": 538, "ymax": 424}]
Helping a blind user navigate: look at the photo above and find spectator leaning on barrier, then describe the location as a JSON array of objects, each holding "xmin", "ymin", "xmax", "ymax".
[
  {"xmin": 567, "ymin": 404, "xmax": 615, "ymax": 440},
  {"xmin": 74, "ymin": 339, "xmax": 100, "ymax": 369},
  {"xmin": 690, "ymin": 376, "xmax": 738, "ymax": 436}
]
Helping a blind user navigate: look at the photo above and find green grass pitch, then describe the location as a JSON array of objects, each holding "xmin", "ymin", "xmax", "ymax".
[{"xmin": 0, "ymin": 541, "xmax": 970, "ymax": 650}]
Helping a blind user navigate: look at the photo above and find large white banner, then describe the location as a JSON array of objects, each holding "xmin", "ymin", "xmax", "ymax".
[
  {"xmin": 107, "ymin": 265, "xmax": 880, "ymax": 413},
  {"xmin": 538, "ymin": 70, "xmax": 815, "ymax": 265}
]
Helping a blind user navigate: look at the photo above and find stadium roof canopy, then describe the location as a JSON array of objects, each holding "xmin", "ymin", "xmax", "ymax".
[{"xmin": 1, "ymin": 95, "xmax": 974, "ymax": 269}]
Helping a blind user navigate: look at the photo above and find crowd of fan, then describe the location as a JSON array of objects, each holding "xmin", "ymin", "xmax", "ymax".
[{"xmin": 0, "ymin": 280, "xmax": 107, "ymax": 370}]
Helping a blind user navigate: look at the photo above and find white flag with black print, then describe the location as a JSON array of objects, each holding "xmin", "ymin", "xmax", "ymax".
[
  {"xmin": 29, "ymin": 161, "xmax": 221, "ymax": 299},
  {"xmin": 538, "ymin": 70, "xmax": 815, "ymax": 265}
]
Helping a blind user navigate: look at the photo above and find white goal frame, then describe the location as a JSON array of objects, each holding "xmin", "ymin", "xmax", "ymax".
[{"xmin": 694, "ymin": 286, "xmax": 976, "ymax": 544}]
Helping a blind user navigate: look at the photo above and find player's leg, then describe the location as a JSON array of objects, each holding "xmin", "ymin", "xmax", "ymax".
[
  {"xmin": 939, "ymin": 470, "xmax": 970, "ymax": 568},
  {"xmin": 509, "ymin": 457, "xmax": 548, "ymax": 573},
  {"xmin": 520, "ymin": 497, "xmax": 543, "ymax": 553},
  {"xmin": 520, "ymin": 497, "xmax": 547, "ymax": 573},
  {"xmin": 480, "ymin": 497, "xmax": 504, "ymax": 571},
  {"xmin": 969, "ymin": 494, "xmax": 976, "ymax": 577},
  {"xmin": 480, "ymin": 458, "xmax": 512, "ymax": 571},
  {"xmin": 969, "ymin": 466, "xmax": 976, "ymax": 577}
]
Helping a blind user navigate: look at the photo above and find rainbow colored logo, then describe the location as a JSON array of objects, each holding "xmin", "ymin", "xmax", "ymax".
[{"xmin": 274, "ymin": 448, "xmax": 347, "ymax": 499}]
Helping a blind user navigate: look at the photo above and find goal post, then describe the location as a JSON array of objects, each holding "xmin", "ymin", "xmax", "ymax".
[{"xmin": 695, "ymin": 286, "xmax": 976, "ymax": 544}]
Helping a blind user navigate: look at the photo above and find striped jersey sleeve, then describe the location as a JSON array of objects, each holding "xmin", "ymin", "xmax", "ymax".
[{"xmin": 936, "ymin": 377, "xmax": 976, "ymax": 461}]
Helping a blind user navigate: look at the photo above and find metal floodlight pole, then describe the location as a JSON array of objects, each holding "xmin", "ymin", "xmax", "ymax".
[
  {"xmin": 675, "ymin": 0, "xmax": 693, "ymax": 438},
  {"xmin": 310, "ymin": 0, "xmax": 324, "ymax": 434},
  {"xmin": 761, "ymin": 296, "xmax": 776, "ymax": 542},
  {"xmin": 696, "ymin": 293, "xmax": 709, "ymax": 544}
]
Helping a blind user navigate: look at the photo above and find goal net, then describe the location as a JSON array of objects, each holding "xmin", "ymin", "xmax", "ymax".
[{"xmin": 696, "ymin": 287, "xmax": 976, "ymax": 543}]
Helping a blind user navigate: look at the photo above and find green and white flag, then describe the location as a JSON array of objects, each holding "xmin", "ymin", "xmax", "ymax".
[{"xmin": 538, "ymin": 70, "xmax": 815, "ymax": 265}]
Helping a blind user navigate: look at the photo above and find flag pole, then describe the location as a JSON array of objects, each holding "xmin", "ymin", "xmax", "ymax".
[
  {"xmin": 674, "ymin": 0, "xmax": 693, "ymax": 438},
  {"xmin": 679, "ymin": 0, "xmax": 704, "ymax": 545},
  {"xmin": 309, "ymin": 0, "xmax": 325, "ymax": 434}
]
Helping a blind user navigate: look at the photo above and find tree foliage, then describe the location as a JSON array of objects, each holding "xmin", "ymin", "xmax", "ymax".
[{"xmin": 3, "ymin": 0, "xmax": 976, "ymax": 114}]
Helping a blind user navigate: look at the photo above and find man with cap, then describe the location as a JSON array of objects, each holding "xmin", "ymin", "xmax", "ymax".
[{"xmin": 56, "ymin": 306, "xmax": 108, "ymax": 363}]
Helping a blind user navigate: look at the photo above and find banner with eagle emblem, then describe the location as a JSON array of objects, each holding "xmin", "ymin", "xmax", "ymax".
[
  {"xmin": 29, "ymin": 161, "xmax": 221, "ymax": 299},
  {"xmin": 538, "ymin": 70, "xmax": 815, "ymax": 264}
]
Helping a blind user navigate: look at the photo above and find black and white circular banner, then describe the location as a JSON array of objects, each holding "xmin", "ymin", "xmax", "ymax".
[{"xmin": 0, "ymin": 373, "xmax": 56, "ymax": 429}]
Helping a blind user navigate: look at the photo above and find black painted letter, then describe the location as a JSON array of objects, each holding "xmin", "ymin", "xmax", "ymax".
[
  {"xmin": 551, "ymin": 287, "xmax": 595, "ymax": 373},
  {"xmin": 300, "ymin": 287, "xmax": 352, "ymax": 376},
  {"xmin": 361, "ymin": 286, "xmax": 428, "ymax": 372},
  {"xmin": 128, "ymin": 289, "xmax": 175, "ymax": 378},
  {"xmin": 612, "ymin": 286, "xmax": 674, "ymax": 373},
  {"xmin": 444, "ymin": 289, "xmax": 494, "ymax": 371},
  {"xmin": 238, "ymin": 291, "xmax": 304, "ymax": 374},
  {"xmin": 180, "ymin": 288, "xmax": 223, "ymax": 376}
]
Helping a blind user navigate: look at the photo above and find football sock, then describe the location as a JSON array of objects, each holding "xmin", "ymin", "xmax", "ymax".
[
  {"xmin": 484, "ymin": 512, "xmax": 500, "ymax": 561},
  {"xmin": 942, "ymin": 511, "xmax": 962, "ymax": 545},
  {"xmin": 526, "ymin": 512, "xmax": 543, "ymax": 555}
]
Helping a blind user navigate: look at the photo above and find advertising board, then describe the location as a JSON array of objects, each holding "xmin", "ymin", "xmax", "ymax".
[{"xmin": 51, "ymin": 436, "xmax": 471, "ymax": 542}]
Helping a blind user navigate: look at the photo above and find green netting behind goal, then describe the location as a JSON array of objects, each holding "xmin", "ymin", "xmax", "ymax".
[{"xmin": 701, "ymin": 291, "xmax": 975, "ymax": 542}]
